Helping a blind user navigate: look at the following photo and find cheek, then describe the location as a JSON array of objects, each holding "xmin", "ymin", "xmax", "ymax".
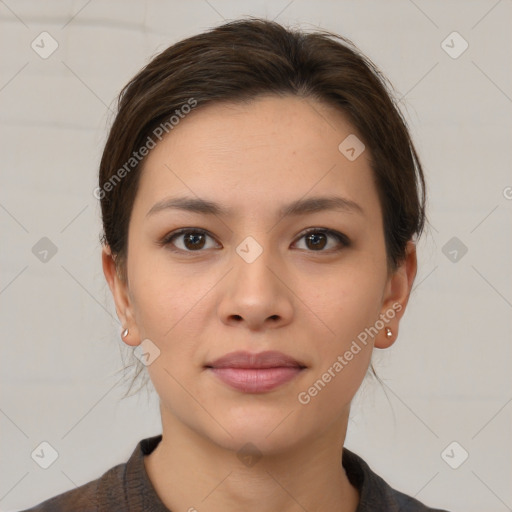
[
  {"xmin": 297, "ymin": 261, "xmax": 385, "ymax": 346},
  {"xmin": 294, "ymin": 269, "xmax": 379, "ymax": 420},
  {"xmin": 127, "ymin": 243, "xmax": 195, "ymax": 332},
  {"xmin": 127, "ymin": 252, "xmax": 217, "ymax": 370}
]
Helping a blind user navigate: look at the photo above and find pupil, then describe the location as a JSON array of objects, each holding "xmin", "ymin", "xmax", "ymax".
[
  {"xmin": 185, "ymin": 233, "xmax": 204, "ymax": 250},
  {"xmin": 307, "ymin": 233, "xmax": 326, "ymax": 250}
]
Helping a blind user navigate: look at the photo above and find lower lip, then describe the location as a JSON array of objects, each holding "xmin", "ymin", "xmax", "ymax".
[{"xmin": 208, "ymin": 367, "xmax": 304, "ymax": 393}]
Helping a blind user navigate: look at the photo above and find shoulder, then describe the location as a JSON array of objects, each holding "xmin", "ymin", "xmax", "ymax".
[
  {"xmin": 342, "ymin": 448, "xmax": 452, "ymax": 512},
  {"xmin": 17, "ymin": 455, "xmax": 129, "ymax": 511},
  {"xmin": 17, "ymin": 435, "xmax": 164, "ymax": 512}
]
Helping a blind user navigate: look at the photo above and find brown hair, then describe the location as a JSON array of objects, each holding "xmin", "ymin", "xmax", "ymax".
[{"xmin": 98, "ymin": 17, "xmax": 426, "ymax": 396}]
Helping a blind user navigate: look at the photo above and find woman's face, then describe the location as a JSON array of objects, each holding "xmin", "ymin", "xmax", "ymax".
[{"xmin": 105, "ymin": 95, "xmax": 415, "ymax": 454}]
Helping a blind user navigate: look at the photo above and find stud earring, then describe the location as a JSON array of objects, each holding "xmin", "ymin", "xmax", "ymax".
[
  {"xmin": 385, "ymin": 327, "xmax": 392, "ymax": 338},
  {"xmin": 122, "ymin": 328, "xmax": 129, "ymax": 338}
]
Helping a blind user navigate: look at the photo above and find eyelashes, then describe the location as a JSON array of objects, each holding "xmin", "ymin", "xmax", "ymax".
[
  {"xmin": 158, "ymin": 227, "xmax": 351, "ymax": 254},
  {"xmin": 293, "ymin": 228, "xmax": 350, "ymax": 251},
  {"xmin": 160, "ymin": 228, "xmax": 220, "ymax": 252}
]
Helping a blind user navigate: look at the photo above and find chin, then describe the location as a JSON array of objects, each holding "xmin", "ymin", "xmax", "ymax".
[
  {"xmin": 214, "ymin": 429, "xmax": 301, "ymax": 458},
  {"xmin": 204, "ymin": 407, "xmax": 307, "ymax": 455}
]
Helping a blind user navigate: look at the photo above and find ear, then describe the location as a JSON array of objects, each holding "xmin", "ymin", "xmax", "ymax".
[
  {"xmin": 374, "ymin": 240, "xmax": 417, "ymax": 349},
  {"xmin": 102, "ymin": 245, "xmax": 140, "ymax": 346}
]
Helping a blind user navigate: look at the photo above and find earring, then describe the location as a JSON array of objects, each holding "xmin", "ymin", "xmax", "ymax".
[
  {"xmin": 385, "ymin": 327, "xmax": 392, "ymax": 338},
  {"xmin": 122, "ymin": 328, "xmax": 129, "ymax": 338}
]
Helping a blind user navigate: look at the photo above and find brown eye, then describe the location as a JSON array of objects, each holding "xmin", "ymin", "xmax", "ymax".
[
  {"xmin": 182, "ymin": 232, "xmax": 206, "ymax": 250},
  {"xmin": 294, "ymin": 229, "xmax": 350, "ymax": 252},
  {"xmin": 162, "ymin": 229, "xmax": 219, "ymax": 252},
  {"xmin": 304, "ymin": 232, "xmax": 328, "ymax": 250}
]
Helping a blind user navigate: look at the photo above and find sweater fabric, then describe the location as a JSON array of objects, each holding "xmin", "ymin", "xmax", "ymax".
[{"xmin": 19, "ymin": 434, "xmax": 451, "ymax": 512}]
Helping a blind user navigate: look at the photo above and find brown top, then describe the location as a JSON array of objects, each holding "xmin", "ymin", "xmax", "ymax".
[{"xmin": 19, "ymin": 434, "xmax": 450, "ymax": 512}]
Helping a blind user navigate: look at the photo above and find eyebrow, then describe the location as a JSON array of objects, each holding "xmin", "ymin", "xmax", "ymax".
[{"xmin": 146, "ymin": 195, "xmax": 364, "ymax": 218}]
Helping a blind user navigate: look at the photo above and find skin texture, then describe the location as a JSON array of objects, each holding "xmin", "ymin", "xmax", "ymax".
[{"xmin": 102, "ymin": 95, "xmax": 417, "ymax": 512}]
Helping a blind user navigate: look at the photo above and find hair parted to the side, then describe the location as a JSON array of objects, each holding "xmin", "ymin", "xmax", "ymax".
[{"xmin": 99, "ymin": 17, "xmax": 427, "ymax": 398}]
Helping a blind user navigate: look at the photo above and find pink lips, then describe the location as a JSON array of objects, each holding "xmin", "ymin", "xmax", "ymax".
[{"xmin": 205, "ymin": 350, "xmax": 306, "ymax": 393}]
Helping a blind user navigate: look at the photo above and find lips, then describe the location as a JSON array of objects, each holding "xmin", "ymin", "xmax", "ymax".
[
  {"xmin": 205, "ymin": 350, "xmax": 306, "ymax": 370},
  {"xmin": 205, "ymin": 351, "xmax": 306, "ymax": 393}
]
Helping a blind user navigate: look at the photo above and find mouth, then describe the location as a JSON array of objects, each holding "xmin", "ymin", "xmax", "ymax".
[{"xmin": 204, "ymin": 350, "xmax": 307, "ymax": 393}]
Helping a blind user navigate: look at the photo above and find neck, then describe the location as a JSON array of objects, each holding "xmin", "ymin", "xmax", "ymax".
[{"xmin": 144, "ymin": 406, "xmax": 360, "ymax": 512}]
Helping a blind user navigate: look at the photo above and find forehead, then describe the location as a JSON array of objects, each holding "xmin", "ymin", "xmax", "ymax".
[{"xmin": 132, "ymin": 95, "xmax": 379, "ymax": 221}]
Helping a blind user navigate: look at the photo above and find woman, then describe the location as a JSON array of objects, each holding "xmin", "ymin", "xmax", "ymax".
[{"xmin": 22, "ymin": 17, "xmax": 451, "ymax": 512}]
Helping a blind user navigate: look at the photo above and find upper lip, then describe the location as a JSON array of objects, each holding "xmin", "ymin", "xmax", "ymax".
[{"xmin": 205, "ymin": 350, "xmax": 306, "ymax": 369}]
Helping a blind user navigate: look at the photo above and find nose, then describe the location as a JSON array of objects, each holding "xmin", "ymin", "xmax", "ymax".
[{"xmin": 217, "ymin": 243, "xmax": 294, "ymax": 331}]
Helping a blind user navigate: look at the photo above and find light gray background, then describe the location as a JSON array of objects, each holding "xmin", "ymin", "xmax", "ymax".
[{"xmin": 1, "ymin": 1, "xmax": 511, "ymax": 511}]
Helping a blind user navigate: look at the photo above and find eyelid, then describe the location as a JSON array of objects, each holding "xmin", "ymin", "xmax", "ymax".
[
  {"xmin": 293, "ymin": 227, "xmax": 351, "ymax": 250},
  {"xmin": 159, "ymin": 228, "xmax": 220, "ymax": 250}
]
